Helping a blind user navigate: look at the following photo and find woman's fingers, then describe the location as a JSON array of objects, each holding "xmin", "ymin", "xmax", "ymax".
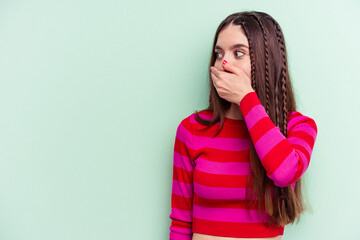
[
  {"xmin": 210, "ymin": 68, "xmax": 219, "ymax": 86},
  {"xmin": 210, "ymin": 71, "xmax": 218, "ymax": 86},
  {"xmin": 210, "ymin": 67, "xmax": 220, "ymax": 78},
  {"xmin": 221, "ymin": 61, "xmax": 241, "ymax": 76}
]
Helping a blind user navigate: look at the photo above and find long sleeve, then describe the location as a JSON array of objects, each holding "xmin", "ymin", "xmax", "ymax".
[
  {"xmin": 169, "ymin": 117, "xmax": 194, "ymax": 240},
  {"xmin": 239, "ymin": 91, "xmax": 318, "ymax": 187}
]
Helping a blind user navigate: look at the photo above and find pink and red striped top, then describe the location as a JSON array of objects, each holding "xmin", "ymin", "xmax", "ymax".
[{"xmin": 169, "ymin": 91, "xmax": 318, "ymax": 239}]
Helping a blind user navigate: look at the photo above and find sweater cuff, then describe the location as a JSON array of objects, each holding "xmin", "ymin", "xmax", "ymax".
[{"xmin": 239, "ymin": 91, "xmax": 261, "ymax": 117}]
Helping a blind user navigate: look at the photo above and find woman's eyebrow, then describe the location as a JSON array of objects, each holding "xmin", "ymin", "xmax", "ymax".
[{"xmin": 215, "ymin": 43, "xmax": 249, "ymax": 50}]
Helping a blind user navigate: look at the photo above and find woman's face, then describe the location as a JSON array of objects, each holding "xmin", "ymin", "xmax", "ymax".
[{"xmin": 213, "ymin": 24, "xmax": 251, "ymax": 80}]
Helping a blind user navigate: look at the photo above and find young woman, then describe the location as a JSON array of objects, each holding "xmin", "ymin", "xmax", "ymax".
[{"xmin": 169, "ymin": 11, "xmax": 318, "ymax": 240}]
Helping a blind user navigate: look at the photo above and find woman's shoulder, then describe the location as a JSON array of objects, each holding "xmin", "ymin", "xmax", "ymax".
[
  {"xmin": 176, "ymin": 109, "xmax": 214, "ymax": 130},
  {"xmin": 193, "ymin": 109, "xmax": 214, "ymax": 121},
  {"xmin": 180, "ymin": 109, "xmax": 213, "ymax": 123}
]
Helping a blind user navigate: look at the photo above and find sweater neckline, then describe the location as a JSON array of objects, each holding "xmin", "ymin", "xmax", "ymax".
[
  {"xmin": 224, "ymin": 116, "xmax": 245, "ymax": 125},
  {"xmin": 199, "ymin": 110, "xmax": 246, "ymax": 126}
]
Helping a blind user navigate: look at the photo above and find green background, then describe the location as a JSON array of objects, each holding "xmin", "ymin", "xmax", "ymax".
[{"xmin": 0, "ymin": 0, "xmax": 359, "ymax": 239}]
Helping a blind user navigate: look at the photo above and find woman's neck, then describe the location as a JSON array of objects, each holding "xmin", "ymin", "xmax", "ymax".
[{"xmin": 225, "ymin": 103, "xmax": 244, "ymax": 120}]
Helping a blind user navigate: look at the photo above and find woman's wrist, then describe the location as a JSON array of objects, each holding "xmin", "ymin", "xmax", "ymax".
[{"xmin": 237, "ymin": 89, "xmax": 256, "ymax": 105}]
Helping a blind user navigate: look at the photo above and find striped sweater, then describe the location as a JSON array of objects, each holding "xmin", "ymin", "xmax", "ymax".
[{"xmin": 168, "ymin": 91, "xmax": 318, "ymax": 239}]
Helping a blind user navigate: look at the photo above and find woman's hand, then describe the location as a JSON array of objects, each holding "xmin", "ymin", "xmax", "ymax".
[{"xmin": 210, "ymin": 61, "xmax": 255, "ymax": 105}]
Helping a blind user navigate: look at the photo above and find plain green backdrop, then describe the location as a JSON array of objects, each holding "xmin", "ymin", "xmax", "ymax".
[{"xmin": 0, "ymin": 0, "xmax": 359, "ymax": 239}]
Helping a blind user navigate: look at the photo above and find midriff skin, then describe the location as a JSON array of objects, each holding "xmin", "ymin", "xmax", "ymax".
[{"xmin": 192, "ymin": 233, "xmax": 281, "ymax": 240}]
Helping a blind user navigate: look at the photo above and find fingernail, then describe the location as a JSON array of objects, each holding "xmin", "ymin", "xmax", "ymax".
[{"xmin": 222, "ymin": 60, "xmax": 227, "ymax": 65}]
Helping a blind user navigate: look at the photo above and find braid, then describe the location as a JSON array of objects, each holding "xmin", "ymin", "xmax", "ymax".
[
  {"xmin": 241, "ymin": 23, "xmax": 256, "ymax": 92},
  {"xmin": 269, "ymin": 18, "xmax": 289, "ymax": 204},
  {"xmin": 272, "ymin": 21, "xmax": 280, "ymax": 128},
  {"xmin": 252, "ymin": 14, "xmax": 270, "ymax": 116},
  {"xmin": 271, "ymin": 18, "xmax": 288, "ymax": 137},
  {"xmin": 275, "ymin": 86, "xmax": 280, "ymax": 127}
]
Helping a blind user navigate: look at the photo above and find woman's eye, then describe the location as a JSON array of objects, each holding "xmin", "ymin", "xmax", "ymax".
[
  {"xmin": 235, "ymin": 51, "xmax": 244, "ymax": 57},
  {"xmin": 215, "ymin": 51, "xmax": 244, "ymax": 59}
]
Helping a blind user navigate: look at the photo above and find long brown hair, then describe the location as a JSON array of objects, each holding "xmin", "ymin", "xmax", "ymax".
[{"xmin": 194, "ymin": 11, "xmax": 304, "ymax": 227}]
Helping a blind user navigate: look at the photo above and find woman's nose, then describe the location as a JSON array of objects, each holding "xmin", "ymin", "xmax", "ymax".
[{"xmin": 217, "ymin": 61, "xmax": 226, "ymax": 71}]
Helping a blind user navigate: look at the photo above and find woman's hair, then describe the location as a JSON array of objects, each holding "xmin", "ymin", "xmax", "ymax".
[{"xmin": 194, "ymin": 11, "xmax": 303, "ymax": 227}]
